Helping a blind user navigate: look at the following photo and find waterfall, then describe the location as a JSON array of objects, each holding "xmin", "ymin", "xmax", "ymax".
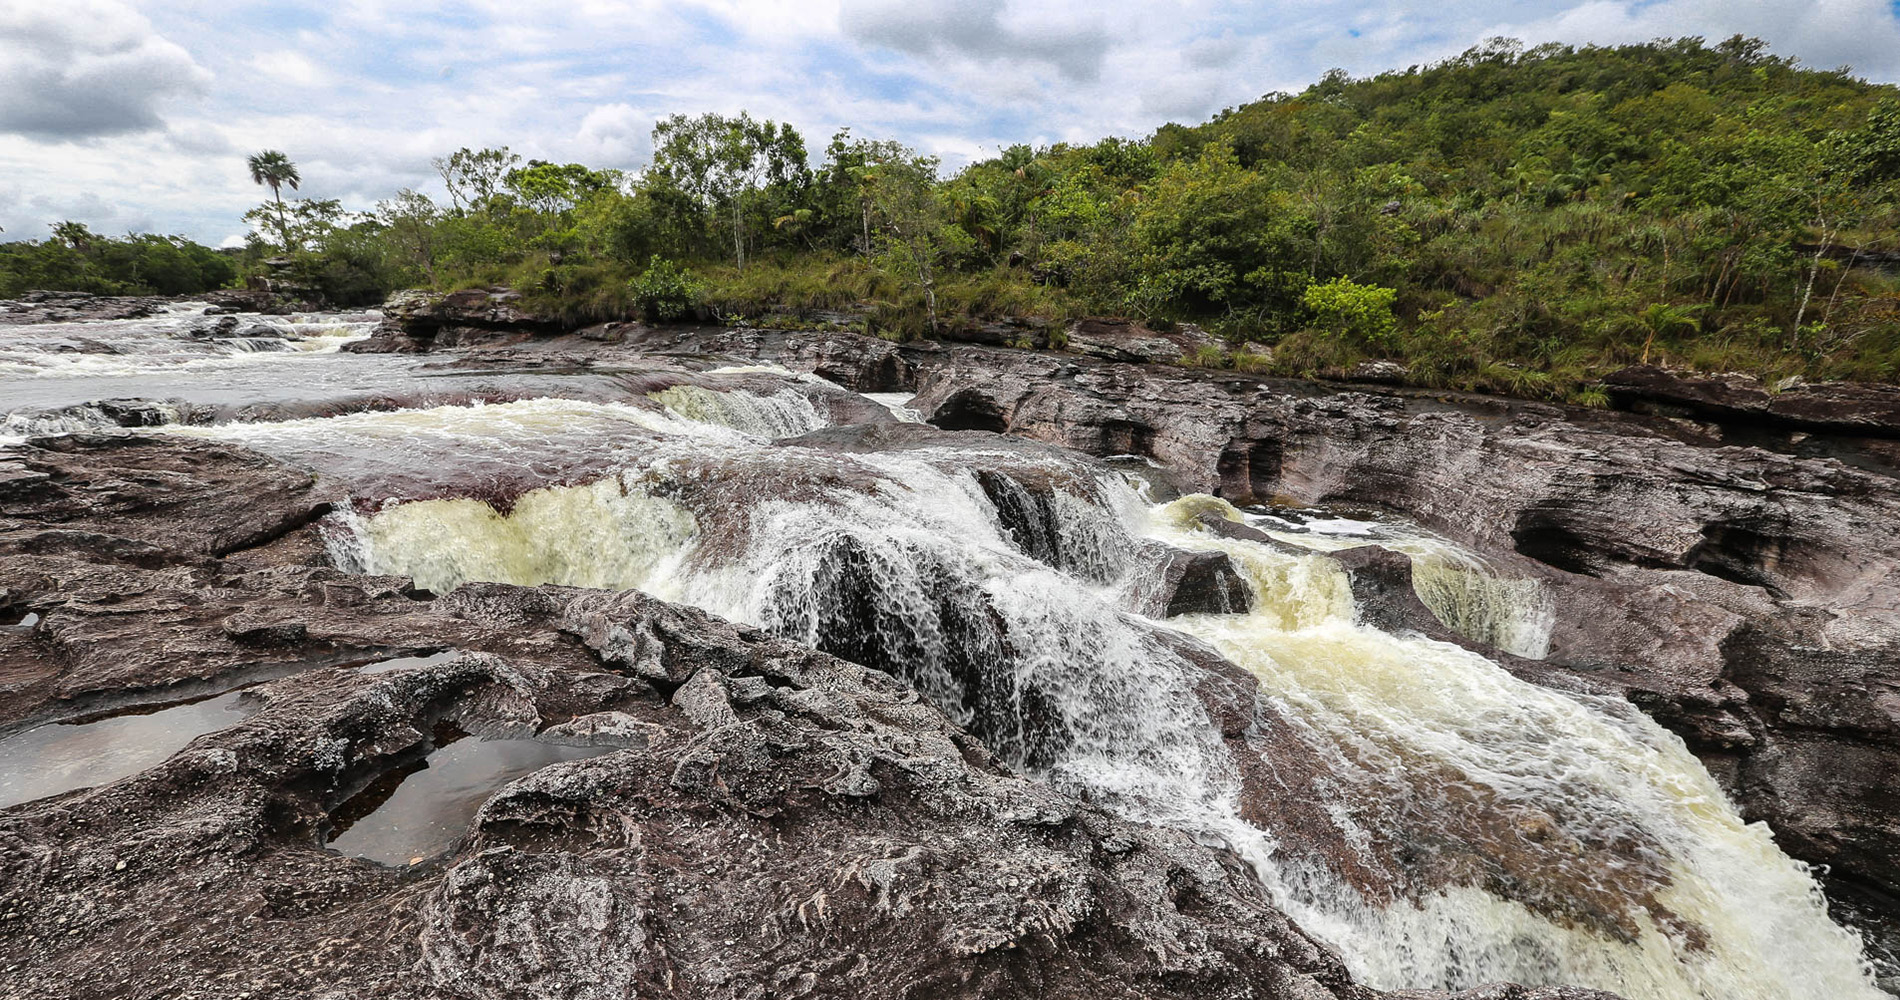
[
  {"xmin": 179, "ymin": 385, "xmax": 1878, "ymax": 999},
  {"xmin": 1143, "ymin": 497, "xmax": 1877, "ymax": 997},
  {"xmin": 649, "ymin": 384, "xmax": 829, "ymax": 438},
  {"xmin": 1241, "ymin": 506, "xmax": 1558, "ymax": 659}
]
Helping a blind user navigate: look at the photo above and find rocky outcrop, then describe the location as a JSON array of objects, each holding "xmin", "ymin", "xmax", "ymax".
[
  {"xmin": 202, "ymin": 286, "xmax": 320, "ymax": 315},
  {"xmin": 0, "ymin": 291, "xmax": 165, "ymax": 325},
  {"xmin": 1, "ymin": 433, "xmax": 1634, "ymax": 1000},
  {"xmin": 1066, "ymin": 318, "xmax": 1217, "ymax": 364},
  {"xmin": 1604, "ymin": 365, "xmax": 1900, "ymax": 438},
  {"xmin": 348, "ymin": 287, "xmax": 567, "ymax": 353},
  {"xmin": 608, "ymin": 326, "xmax": 1900, "ymax": 928}
]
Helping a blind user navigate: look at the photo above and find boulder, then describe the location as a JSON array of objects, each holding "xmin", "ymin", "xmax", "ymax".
[
  {"xmin": 349, "ymin": 287, "xmax": 568, "ymax": 353},
  {"xmin": 1144, "ymin": 546, "xmax": 1255, "ymax": 617}
]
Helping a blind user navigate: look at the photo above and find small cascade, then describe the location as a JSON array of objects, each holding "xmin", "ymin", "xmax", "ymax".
[
  {"xmin": 1145, "ymin": 496, "xmax": 1880, "ymax": 998},
  {"xmin": 330, "ymin": 473, "xmax": 700, "ymax": 594},
  {"xmin": 180, "ymin": 390, "xmax": 1881, "ymax": 999},
  {"xmin": 1245, "ymin": 506, "xmax": 1557, "ymax": 659},
  {"xmin": 211, "ymin": 336, "xmax": 294, "ymax": 353},
  {"xmin": 861, "ymin": 392, "xmax": 926, "ymax": 423},
  {"xmin": 649, "ymin": 384, "xmax": 829, "ymax": 438}
]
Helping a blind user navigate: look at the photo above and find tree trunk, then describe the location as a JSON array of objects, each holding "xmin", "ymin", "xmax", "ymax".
[
  {"xmin": 732, "ymin": 198, "xmax": 746, "ymax": 271},
  {"xmin": 1820, "ymin": 246, "xmax": 1861, "ymax": 333},
  {"xmin": 272, "ymin": 186, "xmax": 290, "ymax": 251},
  {"xmin": 1791, "ymin": 217, "xmax": 1834, "ymax": 349},
  {"xmin": 917, "ymin": 245, "xmax": 937, "ymax": 333}
]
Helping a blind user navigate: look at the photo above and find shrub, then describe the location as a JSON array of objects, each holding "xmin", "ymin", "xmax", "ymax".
[
  {"xmin": 629, "ymin": 255, "xmax": 702, "ymax": 322},
  {"xmin": 1302, "ymin": 277, "xmax": 1399, "ymax": 351}
]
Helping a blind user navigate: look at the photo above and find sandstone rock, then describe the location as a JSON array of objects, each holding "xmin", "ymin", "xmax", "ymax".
[
  {"xmin": 635, "ymin": 325, "xmax": 1900, "ymax": 923},
  {"xmin": 0, "ymin": 293, "xmax": 164, "ymax": 325},
  {"xmin": 1144, "ymin": 546, "xmax": 1254, "ymax": 616},
  {"xmin": 1605, "ymin": 364, "xmax": 1900, "ymax": 436},
  {"xmin": 348, "ymin": 287, "xmax": 568, "ymax": 353},
  {"xmin": 1066, "ymin": 318, "xmax": 1216, "ymax": 364},
  {"xmin": 1348, "ymin": 360, "xmax": 1411, "ymax": 384},
  {"xmin": 0, "ymin": 437, "xmax": 1389, "ymax": 999}
]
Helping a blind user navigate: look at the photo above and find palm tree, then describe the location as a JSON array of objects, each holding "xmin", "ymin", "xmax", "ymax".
[
  {"xmin": 1635, "ymin": 302, "xmax": 1702, "ymax": 365},
  {"xmin": 246, "ymin": 150, "xmax": 300, "ymax": 250},
  {"xmin": 50, "ymin": 220, "xmax": 94, "ymax": 251}
]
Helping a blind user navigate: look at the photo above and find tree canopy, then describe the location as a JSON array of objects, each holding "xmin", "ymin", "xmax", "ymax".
[{"xmin": 13, "ymin": 35, "xmax": 1900, "ymax": 397}]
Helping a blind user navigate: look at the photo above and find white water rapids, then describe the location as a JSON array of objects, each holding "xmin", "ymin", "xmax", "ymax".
[
  {"xmin": 0, "ymin": 303, "xmax": 383, "ymax": 445},
  {"xmin": 0, "ymin": 310, "xmax": 1883, "ymax": 998}
]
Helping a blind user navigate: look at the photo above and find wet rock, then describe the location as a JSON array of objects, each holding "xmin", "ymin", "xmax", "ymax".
[
  {"xmin": 93, "ymin": 398, "xmax": 189, "ymax": 428},
  {"xmin": 187, "ymin": 314, "xmax": 240, "ymax": 339},
  {"xmin": 0, "ymin": 441, "xmax": 1409, "ymax": 999},
  {"xmin": 1331, "ymin": 544, "xmax": 1444, "ymax": 635},
  {"xmin": 1145, "ymin": 546, "xmax": 1253, "ymax": 617}
]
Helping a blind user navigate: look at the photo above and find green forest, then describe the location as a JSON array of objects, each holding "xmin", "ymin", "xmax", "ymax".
[{"xmin": 10, "ymin": 35, "xmax": 1900, "ymax": 400}]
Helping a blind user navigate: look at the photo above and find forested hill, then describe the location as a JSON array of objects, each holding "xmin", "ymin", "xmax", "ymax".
[
  {"xmin": 11, "ymin": 35, "xmax": 1900, "ymax": 400},
  {"xmin": 1120, "ymin": 34, "xmax": 1900, "ymax": 394}
]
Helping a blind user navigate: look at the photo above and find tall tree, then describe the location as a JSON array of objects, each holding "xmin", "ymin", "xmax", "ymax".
[
  {"xmin": 246, "ymin": 150, "xmax": 301, "ymax": 250},
  {"xmin": 866, "ymin": 150, "xmax": 970, "ymax": 333},
  {"xmin": 50, "ymin": 220, "xmax": 94, "ymax": 252},
  {"xmin": 649, "ymin": 112, "xmax": 808, "ymax": 270},
  {"xmin": 432, "ymin": 147, "xmax": 520, "ymax": 215}
]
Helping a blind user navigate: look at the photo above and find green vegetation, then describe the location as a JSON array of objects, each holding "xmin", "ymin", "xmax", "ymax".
[
  {"xmin": 0, "ymin": 223, "xmax": 236, "ymax": 298},
  {"xmin": 11, "ymin": 35, "xmax": 1900, "ymax": 398},
  {"xmin": 246, "ymin": 150, "xmax": 302, "ymax": 250}
]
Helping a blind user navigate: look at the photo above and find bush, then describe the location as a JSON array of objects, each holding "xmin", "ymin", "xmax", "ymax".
[
  {"xmin": 1302, "ymin": 277, "xmax": 1399, "ymax": 351},
  {"xmin": 629, "ymin": 255, "xmax": 702, "ymax": 322}
]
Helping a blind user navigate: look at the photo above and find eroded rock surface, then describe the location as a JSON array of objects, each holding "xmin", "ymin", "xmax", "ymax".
[
  {"xmin": 0, "ymin": 291, "xmax": 166, "ymax": 325},
  {"xmin": 0, "ymin": 433, "xmax": 1619, "ymax": 999},
  {"xmin": 607, "ymin": 326, "xmax": 1900, "ymax": 923}
]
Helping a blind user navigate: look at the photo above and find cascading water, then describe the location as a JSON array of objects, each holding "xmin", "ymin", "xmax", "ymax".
[
  {"xmin": 1143, "ymin": 497, "xmax": 1879, "ymax": 997},
  {"xmin": 202, "ymin": 387, "xmax": 1887, "ymax": 1000},
  {"xmin": 16, "ymin": 305, "xmax": 1879, "ymax": 1000},
  {"xmin": 1237, "ymin": 505, "xmax": 1558, "ymax": 659}
]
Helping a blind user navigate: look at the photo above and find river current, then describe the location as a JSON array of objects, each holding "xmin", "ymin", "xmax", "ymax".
[{"xmin": 0, "ymin": 304, "xmax": 1884, "ymax": 998}]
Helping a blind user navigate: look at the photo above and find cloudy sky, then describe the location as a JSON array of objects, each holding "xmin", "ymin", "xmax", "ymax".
[{"xmin": 4, "ymin": 0, "xmax": 1900, "ymax": 245}]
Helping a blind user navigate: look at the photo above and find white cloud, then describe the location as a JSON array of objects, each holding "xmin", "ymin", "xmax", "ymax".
[
  {"xmin": 1483, "ymin": 0, "xmax": 1900, "ymax": 78},
  {"xmin": 576, "ymin": 103, "xmax": 655, "ymax": 168},
  {"xmin": 247, "ymin": 50, "xmax": 330, "ymax": 88},
  {"xmin": 3, "ymin": 0, "xmax": 1899, "ymax": 242},
  {"xmin": 0, "ymin": 0, "xmax": 210, "ymax": 140},
  {"xmin": 840, "ymin": 0, "xmax": 1112, "ymax": 82}
]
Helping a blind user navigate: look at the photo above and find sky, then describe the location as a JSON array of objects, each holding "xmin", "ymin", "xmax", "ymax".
[{"xmin": 4, "ymin": 0, "xmax": 1900, "ymax": 246}]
